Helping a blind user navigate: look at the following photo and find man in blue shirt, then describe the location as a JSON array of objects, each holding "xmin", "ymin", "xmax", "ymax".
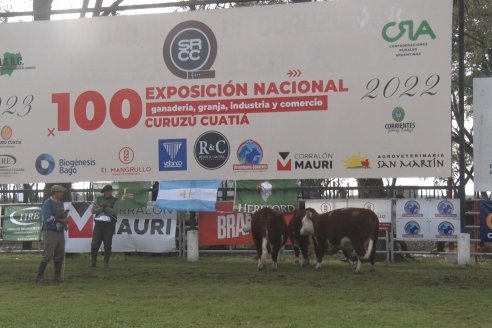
[{"xmin": 36, "ymin": 184, "xmax": 68, "ymax": 283}]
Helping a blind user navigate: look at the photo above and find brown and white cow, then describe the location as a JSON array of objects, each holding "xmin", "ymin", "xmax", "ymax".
[
  {"xmin": 299, "ymin": 207, "xmax": 379, "ymax": 272},
  {"xmin": 245, "ymin": 207, "xmax": 288, "ymax": 271},
  {"xmin": 288, "ymin": 208, "xmax": 317, "ymax": 267}
]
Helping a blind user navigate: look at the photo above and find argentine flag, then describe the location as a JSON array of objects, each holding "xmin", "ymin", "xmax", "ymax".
[{"xmin": 155, "ymin": 180, "xmax": 221, "ymax": 212}]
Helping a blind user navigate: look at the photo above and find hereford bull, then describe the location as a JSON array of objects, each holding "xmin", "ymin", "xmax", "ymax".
[
  {"xmin": 288, "ymin": 208, "xmax": 317, "ymax": 267},
  {"xmin": 299, "ymin": 207, "xmax": 379, "ymax": 272},
  {"xmin": 245, "ymin": 208, "xmax": 288, "ymax": 271}
]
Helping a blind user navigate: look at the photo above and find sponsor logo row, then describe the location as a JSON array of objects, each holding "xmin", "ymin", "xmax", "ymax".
[
  {"xmin": 158, "ymin": 131, "xmax": 333, "ymax": 173},
  {"xmin": 0, "ymin": 129, "xmax": 446, "ymax": 178}
]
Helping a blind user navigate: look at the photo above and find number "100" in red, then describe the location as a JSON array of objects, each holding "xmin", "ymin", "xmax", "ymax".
[{"xmin": 52, "ymin": 89, "xmax": 142, "ymax": 131}]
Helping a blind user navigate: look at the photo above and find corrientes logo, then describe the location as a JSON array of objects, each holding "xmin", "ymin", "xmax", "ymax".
[
  {"xmin": 163, "ymin": 21, "xmax": 217, "ymax": 79},
  {"xmin": 385, "ymin": 106, "xmax": 415, "ymax": 133},
  {"xmin": 35, "ymin": 153, "xmax": 55, "ymax": 175}
]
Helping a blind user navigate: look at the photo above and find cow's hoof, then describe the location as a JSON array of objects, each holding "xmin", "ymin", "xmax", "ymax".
[{"xmin": 315, "ymin": 263, "xmax": 322, "ymax": 270}]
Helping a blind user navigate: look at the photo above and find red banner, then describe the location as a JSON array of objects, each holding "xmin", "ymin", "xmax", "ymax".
[{"xmin": 199, "ymin": 202, "xmax": 293, "ymax": 246}]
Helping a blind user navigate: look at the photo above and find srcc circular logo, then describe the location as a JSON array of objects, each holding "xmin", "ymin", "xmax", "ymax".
[{"xmin": 163, "ymin": 21, "xmax": 217, "ymax": 79}]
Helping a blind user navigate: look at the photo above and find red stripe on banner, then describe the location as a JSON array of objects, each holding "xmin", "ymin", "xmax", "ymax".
[
  {"xmin": 146, "ymin": 95, "xmax": 328, "ymax": 116},
  {"xmin": 199, "ymin": 202, "xmax": 293, "ymax": 246}
]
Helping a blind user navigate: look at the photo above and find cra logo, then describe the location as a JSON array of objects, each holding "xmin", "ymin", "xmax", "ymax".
[
  {"xmin": 163, "ymin": 20, "xmax": 217, "ymax": 79},
  {"xmin": 382, "ymin": 20, "xmax": 436, "ymax": 42}
]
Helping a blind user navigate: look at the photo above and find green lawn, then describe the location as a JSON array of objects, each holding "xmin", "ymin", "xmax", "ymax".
[{"xmin": 0, "ymin": 253, "xmax": 491, "ymax": 328}]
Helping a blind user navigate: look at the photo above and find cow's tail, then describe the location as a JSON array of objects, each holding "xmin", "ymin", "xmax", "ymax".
[
  {"xmin": 362, "ymin": 238, "xmax": 374, "ymax": 260},
  {"xmin": 362, "ymin": 215, "xmax": 380, "ymax": 261}
]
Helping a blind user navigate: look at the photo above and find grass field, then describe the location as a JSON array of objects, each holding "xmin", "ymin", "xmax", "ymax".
[{"xmin": 0, "ymin": 253, "xmax": 491, "ymax": 328}]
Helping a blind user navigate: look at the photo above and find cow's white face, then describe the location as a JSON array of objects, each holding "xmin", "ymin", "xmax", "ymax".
[
  {"xmin": 242, "ymin": 220, "xmax": 251, "ymax": 233},
  {"xmin": 299, "ymin": 213, "xmax": 314, "ymax": 236}
]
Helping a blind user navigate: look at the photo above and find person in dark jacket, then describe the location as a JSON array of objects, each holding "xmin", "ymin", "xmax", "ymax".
[
  {"xmin": 90, "ymin": 184, "xmax": 119, "ymax": 268},
  {"xmin": 36, "ymin": 184, "xmax": 68, "ymax": 283}
]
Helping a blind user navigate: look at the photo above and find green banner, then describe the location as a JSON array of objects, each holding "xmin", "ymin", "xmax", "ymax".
[
  {"xmin": 234, "ymin": 180, "xmax": 298, "ymax": 213},
  {"xmin": 94, "ymin": 182, "xmax": 151, "ymax": 210},
  {"xmin": 2, "ymin": 205, "xmax": 43, "ymax": 241}
]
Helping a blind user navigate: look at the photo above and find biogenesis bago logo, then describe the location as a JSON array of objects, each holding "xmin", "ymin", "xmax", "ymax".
[
  {"xmin": 35, "ymin": 154, "xmax": 96, "ymax": 176},
  {"xmin": 163, "ymin": 21, "xmax": 217, "ymax": 79},
  {"xmin": 35, "ymin": 153, "xmax": 55, "ymax": 175}
]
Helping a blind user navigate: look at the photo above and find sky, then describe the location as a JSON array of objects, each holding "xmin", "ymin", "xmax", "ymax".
[
  {"xmin": 0, "ymin": 0, "xmax": 475, "ymax": 196},
  {"xmin": 0, "ymin": 0, "xmax": 180, "ymax": 21}
]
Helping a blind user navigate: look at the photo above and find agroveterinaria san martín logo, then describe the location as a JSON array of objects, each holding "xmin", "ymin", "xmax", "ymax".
[{"xmin": 163, "ymin": 20, "xmax": 217, "ymax": 79}]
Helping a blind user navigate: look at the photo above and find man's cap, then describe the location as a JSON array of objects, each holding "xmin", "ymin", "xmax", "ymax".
[
  {"xmin": 101, "ymin": 184, "xmax": 113, "ymax": 193},
  {"xmin": 51, "ymin": 185, "xmax": 66, "ymax": 193}
]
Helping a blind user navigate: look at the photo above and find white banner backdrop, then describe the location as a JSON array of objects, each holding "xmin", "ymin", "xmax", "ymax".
[
  {"xmin": 0, "ymin": 0, "xmax": 452, "ymax": 183},
  {"xmin": 64, "ymin": 202, "xmax": 177, "ymax": 253},
  {"xmin": 473, "ymin": 78, "xmax": 492, "ymax": 191},
  {"xmin": 395, "ymin": 198, "xmax": 460, "ymax": 241},
  {"xmin": 304, "ymin": 199, "xmax": 392, "ymax": 230}
]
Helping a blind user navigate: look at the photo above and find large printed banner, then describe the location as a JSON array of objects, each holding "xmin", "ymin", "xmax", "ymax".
[
  {"xmin": 198, "ymin": 201, "xmax": 294, "ymax": 246},
  {"xmin": 1, "ymin": 205, "xmax": 42, "ymax": 241},
  {"xmin": 0, "ymin": 0, "xmax": 451, "ymax": 183},
  {"xmin": 65, "ymin": 202, "xmax": 177, "ymax": 253},
  {"xmin": 199, "ymin": 202, "xmax": 252, "ymax": 246},
  {"xmin": 473, "ymin": 78, "xmax": 492, "ymax": 192},
  {"xmin": 305, "ymin": 199, "xmax": 392, "ymax": 231},
  {"xmin": 234, "ymin": 180, "xmax": 298, "ymax": 213},
  {"xmin": 395, "ymin": 198, "xmax": 460, "ymax": 241},
  {"xmin": 479, "ymin": 200, "xmax": 492, "ymax": 242},
  {"xmin": 93, "ymin": 182, "xmax": 152, "ymax": 210}
]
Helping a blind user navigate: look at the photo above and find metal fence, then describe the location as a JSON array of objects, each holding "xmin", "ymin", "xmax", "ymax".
[{"xmin": 1, "ymin": 182, "xmax": 490, "ymax": 262}]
